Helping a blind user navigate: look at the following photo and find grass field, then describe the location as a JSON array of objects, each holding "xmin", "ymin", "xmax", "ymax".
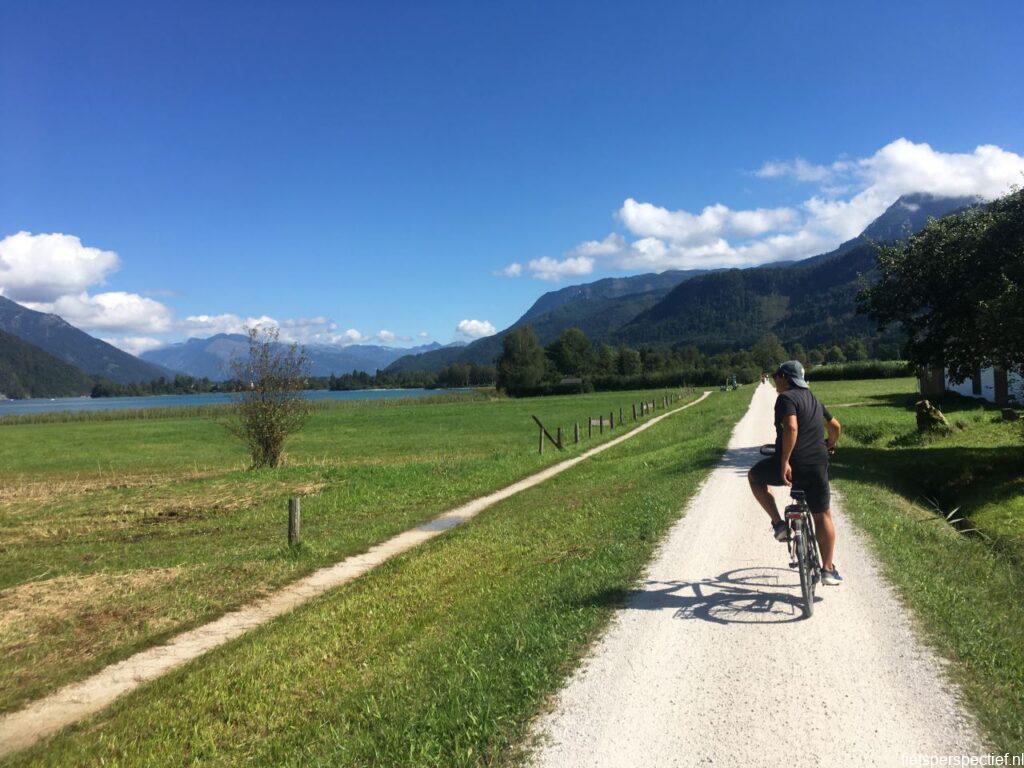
[
  {"xmin": 813, "ymin": 377, "xmax": 1024, "ymax": 752},
  {"xmin": 0, "ymin": 387, "xmax": 692, "ymax": 715},
  {"xmin": 5, "ymin": 386, "xmax": 748, "ymax": 766}
]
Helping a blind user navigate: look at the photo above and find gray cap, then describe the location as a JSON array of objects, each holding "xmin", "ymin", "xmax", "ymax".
[{"xmin": 775, "ymin": 360, "xmax": 809, "ymax": 388}]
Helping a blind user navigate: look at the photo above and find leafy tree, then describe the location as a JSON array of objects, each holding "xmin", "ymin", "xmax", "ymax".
[
  {"xmin": 496, "ymin": 326, "xmax": 547, "ymax": 391},
  {"xmin": 826, "ymin": 345, "xmax": 846, "ymax": 364},
  {"xmin": 842, "ymin": 339, "xmax": 869, "ymax": 361},
  {"xmin": 436, "ymin": 363, "xmax": 470, "ymax": 387},
  {"xmin": 615, "ymin": 345, "xmax": 642, "ymax": 376},
  {"xmin": 790, "ymin": 342, "xmax": 807, "ymax": 364},
  {"xmin": 859, "ymin": 188, "xmax": 1024, "ymax": 380},
  {"xmin": 808, "ymin": 348, "xmax": 825, "ymax": 365},
  {"xmin": 596, "ymin": 344, "xmax": 616, "ymax": 374},
  {"xmin": 467, "ymin": 364, "xmax": 496, "ymax": 386},
  {"xmin": 751, "ymin": 333, "xmax": 788, "ymax": 370},
  {"xmin": 545, "ymin": 327, "xmax": 594, "ymax": 377},
  {"xmin": 224, "ymin": 327, "xmax": 310, "ymax": 469}
]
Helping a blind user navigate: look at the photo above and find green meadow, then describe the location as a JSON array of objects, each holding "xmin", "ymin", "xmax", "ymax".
[
  {"xmin": 5, "ymin": 378, "xmax": 1024, "ymax": 764},
  {"xmin": 6, "ymin": 386, "xmax": 750, "ymax": 767},
  {"xmin": 0, "ymin": 388, "xmax": 690, "ymax": 714}
]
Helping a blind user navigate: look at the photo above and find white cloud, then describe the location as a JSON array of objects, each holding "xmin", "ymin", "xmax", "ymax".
[
  {"xmin": 417, "ymin": 331, "xmax": 430, "ymax": 338},
  {"xmin": 498, "ymin": 262, "xmax": 523, "ymax": 277},
  {"xmin": 526, "ymin": 255, "xmax": 595, "ymax": 282},
  {"xmin": 553, "ymin": 138, "xmax": 1024, "ymax": 274},
  {"xmin": 619, "ymin": 199, "xmax": 799, "ymax": 243},
  {"xmin": 456, "ymin": 319, "xmax": 496, "ymax": 339},
  {"xmin": 26, "ymin": 291, "xmax": 174, "ymax": 334},
  {"xmin": 0, "ymin": 231, "xmax": 119, "ymax": 303},
  {"xmin": 376, "ymin": 330, "xmax": 396, "ymax": 343},
  {"xmin": 102, "ymin": 336, "xmax": 165, "ymax": 356}
]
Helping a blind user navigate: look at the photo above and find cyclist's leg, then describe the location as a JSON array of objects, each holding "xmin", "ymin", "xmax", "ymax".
[
  {"xmin": 813, "ymin": 510, "xmax": 836, "ymax": 571},
  {"xmin": 748, "ymin": 457, "xmax": 783, "ymax": 523},
  {"xmin": 795, "ymin": 463, "xmax": 836, "ymax": 571}
]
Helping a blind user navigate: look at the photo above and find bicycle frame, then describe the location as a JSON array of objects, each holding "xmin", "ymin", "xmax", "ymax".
[{"xmin": 785, "ymin": 493, "xmax": 822, "ymax": 617}]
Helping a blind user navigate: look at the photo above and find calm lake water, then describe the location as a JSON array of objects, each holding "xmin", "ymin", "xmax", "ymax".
[{"xmin": 0, "ymin": 388, "xmax": 456, "ymax": 417}]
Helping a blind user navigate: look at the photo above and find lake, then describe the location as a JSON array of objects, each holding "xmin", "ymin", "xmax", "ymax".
[{"xmin": 0, "ymin": 388, "xmax": 458, "ymax": 417}]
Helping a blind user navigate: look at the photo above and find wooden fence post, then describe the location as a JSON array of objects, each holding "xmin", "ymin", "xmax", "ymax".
[
  {"xmin": 610, "ymin": 411, "xmax": 614, "ymax": 429},
  {"xmin": 556, "ymin": 426, "xmax": 563, "ymax": 449},
  {"xmin": 574, "ymin": 422, "xmax": 580, "ymax": 443},
  {"xmin": 288, "ymin": 497, "xmax": 301, "ymax": 546},
  {"xmin": 539, "ymin": 425, "xmax": 544, "ymax": 454},
  {"xmin": 600, "ymin": 415, "xmax": 604, "ymax": 434},
  {"xmin": 632, "ymin": 403, "xmax": 637, "ymax": 420},
  {"xmin": 619, "ymin": 406, "xmax": 623, "ymax": 424},
  {"xmin": 589, "ymin": 418, "xmax": 593, "ymax": 438}
]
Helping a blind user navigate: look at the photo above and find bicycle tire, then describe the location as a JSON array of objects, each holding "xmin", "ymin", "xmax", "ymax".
[{"xmin": 795, "ymin": 527, "xmax": 814, "ymax": 618}]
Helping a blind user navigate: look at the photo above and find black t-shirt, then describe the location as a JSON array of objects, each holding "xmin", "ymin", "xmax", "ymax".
[{"xmin": 774, "ymin": 387, "xmax": 833, "ymax": 466}]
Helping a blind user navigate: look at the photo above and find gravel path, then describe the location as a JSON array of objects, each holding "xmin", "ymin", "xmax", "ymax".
[
  {"xmin": 0, "ymin": 391, "xmax": 710, "ymax": 760},
  {"xmin": 530, "ymin": 383, "xmax": 984, "ymax": 767}
]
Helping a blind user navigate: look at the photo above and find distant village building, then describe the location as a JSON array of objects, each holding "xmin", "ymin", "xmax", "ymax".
[{"xmin": 919, "ymin": 365, "xmax": 1024, "ymax": 406}]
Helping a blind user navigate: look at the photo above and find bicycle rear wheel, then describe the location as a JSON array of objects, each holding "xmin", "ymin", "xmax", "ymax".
[{"xmin": 794, "ymin": 528, "xmax": 814, "ymax": 618}]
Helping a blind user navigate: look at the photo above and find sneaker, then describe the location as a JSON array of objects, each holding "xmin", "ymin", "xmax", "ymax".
[
  {"xmin": 772, "ymin": 521, "xmax": 789, "ymax": 542},
  {"xmin": 822, "ymin": 567, "xmax": 843, "ymax": 586}
]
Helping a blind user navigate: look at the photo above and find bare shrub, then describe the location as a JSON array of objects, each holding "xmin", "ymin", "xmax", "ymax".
[{"xmin": 224, "ymin": 327, "xmax": 309, "ymax": 468}]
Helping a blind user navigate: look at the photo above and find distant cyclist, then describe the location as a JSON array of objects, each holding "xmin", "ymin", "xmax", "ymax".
[{"xmin": 748, "ymin": 360, "xmax": 843, "ymax": 586}]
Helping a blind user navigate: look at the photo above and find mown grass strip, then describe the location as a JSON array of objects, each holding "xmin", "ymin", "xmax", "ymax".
[{"xmin": 6, "ymin": 388, "xmax": 750, "ymax": 766}]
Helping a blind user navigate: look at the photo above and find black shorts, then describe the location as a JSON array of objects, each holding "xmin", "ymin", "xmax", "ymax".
[{"xmin": 749, "ymin": 457, "xmax": 831, "ymax": 514}]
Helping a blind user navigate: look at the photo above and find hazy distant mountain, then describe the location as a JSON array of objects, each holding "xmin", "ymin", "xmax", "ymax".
[
  {"xmin": 388, "ymin": 193, "xmax": 978, "ymax": 371},
  {"xmin": 0, "ymin": 295, "xmax": 170, "ymax": 385},
  {"xmin": 0, "ymin": 329, "xmax": 95, "ymax": 398},
  {"xmin": 141, "ymin": 334, "xmax": 456, "ymax": 379}
]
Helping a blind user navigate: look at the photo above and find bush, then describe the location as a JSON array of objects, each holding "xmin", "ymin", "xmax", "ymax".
[{"xmin": 808, "ymin": 360, "xmax": 913, "ymax": 381}]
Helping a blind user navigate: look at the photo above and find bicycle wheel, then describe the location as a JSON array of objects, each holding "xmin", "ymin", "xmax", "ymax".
[{"xmin": 794, "ymin": 527, "xmax": 814, "ymax": 618}]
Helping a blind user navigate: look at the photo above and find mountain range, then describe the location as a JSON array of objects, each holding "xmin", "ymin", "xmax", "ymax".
[
  {"xmin": 140, "ymin": 334, "xmax": 460, "ymax": 380},
  {"xmin": 0, "ymin": 295, "xmax": 170, "ymax": 385},
  {"xmin": 0, "ymin": 328, "xmax": 95, "ymax": 399},
  {"xmin": 387, "ymin": 193, "xmax": 978, "ymax": 372},
  {"xmin": 0, "ymin": 191, "xmax": 980, "ymax": 397}
]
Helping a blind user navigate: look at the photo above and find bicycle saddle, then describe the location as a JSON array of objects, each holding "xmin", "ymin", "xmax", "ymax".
[{"xmin": 789, "ymin": 490, "xmax": 807, "ymax": 501}]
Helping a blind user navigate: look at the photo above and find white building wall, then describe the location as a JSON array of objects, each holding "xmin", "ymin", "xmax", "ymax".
[
  {"xmin": 1009, "ymin": 371, "xmax": 1024, "ymax": 405},
  {"xmin": 945, "ymin": 370, "xmax": 979, "ymax": 399},
  {"xmin": 945, "ymin": 367, "xmax": 997, "ymax": 402},
  {"xmin": 945, "ymin": 367, "xmax": 1023, "ymax": 405}
]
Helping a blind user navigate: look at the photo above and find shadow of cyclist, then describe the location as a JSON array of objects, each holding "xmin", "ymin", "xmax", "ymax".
[{"xmin": 602, "ymin": 567, "xmax": 821, "ymax": 625}]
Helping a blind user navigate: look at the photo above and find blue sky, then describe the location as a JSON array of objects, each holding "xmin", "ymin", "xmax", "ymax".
[{"xmin": 1, "ymin": 1, "xmax": 1023, "ymax": 353}]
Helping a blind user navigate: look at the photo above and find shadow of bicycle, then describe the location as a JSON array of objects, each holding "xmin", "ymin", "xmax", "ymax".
[{"xmin": 626, "ymin": 566, "xmax": 819, "ymax": 624}]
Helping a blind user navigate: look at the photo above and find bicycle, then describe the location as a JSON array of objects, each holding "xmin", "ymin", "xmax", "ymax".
[{"xmin": 759, "ymin": 444, "xmax": 822, "ymax": 618}]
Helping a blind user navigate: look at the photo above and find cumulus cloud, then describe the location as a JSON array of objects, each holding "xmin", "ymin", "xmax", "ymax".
[
  {"xmin": 498, "ymin": 262, "xmax": 523, "ymax": 277},
  {"xmin": 376, "ymin": 330, "xmax": 396, "ymax": 343},
  {"xmin": 0, "ymin": 231, "xmax": 120, "ymax": 303},
  {"xmin": 526, "ymin": 255, "xmax": 595, "ymax": 282},
  {"xmin": 102, "ymin": 336, "xmax": 165, "ymax": 356},
  {"xmin": 25, "ymin": 291, "xmax": 174, "ymax": 334},
  {"xmin": 456, "ymin": 319, "xmax": 496, "ymax": 339},
  {"xmin": 543, "ymin": 138, "xmax": 1024, "ymax": 275}
]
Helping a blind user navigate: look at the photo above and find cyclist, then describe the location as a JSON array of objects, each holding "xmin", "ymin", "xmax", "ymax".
[{"xmin": 747, "ymin": 360, "xmax": 843, "ymax": 586}]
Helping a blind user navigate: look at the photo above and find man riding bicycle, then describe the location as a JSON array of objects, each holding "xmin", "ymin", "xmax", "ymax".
[{"xmin": 747, "ymin": 360, "xmax": 844, "ymax": 586}]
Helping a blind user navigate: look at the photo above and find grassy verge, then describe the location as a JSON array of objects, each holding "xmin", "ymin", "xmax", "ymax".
[
  {"xmin": 814, "ymin": 378, "xmax": 1024, "ymax": 751},
  {"xmin": 6, "ymin": 388, "xmax": 748, "ymax": 766},
  {"xmin": 0, "ymin": 387, "xmax": 693, "ymax": 714}
]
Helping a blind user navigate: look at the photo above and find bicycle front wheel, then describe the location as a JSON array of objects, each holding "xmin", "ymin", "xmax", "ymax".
[{"xmin": 794, "ymin": 528, "xmax": 814, "ymax": 618}]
